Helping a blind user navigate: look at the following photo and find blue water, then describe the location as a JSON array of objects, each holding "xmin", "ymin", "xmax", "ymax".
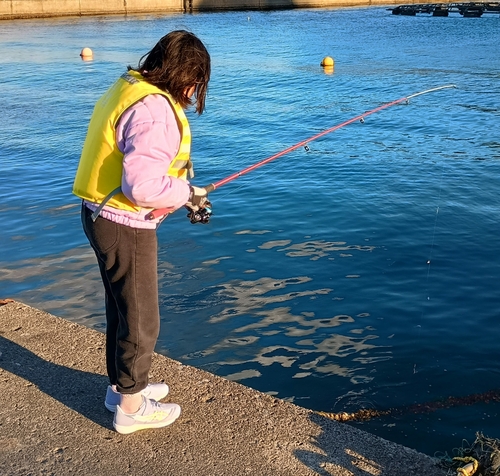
[{"xmin": 1, "ymin": 7, "xmax": 500, "ymax": 456}]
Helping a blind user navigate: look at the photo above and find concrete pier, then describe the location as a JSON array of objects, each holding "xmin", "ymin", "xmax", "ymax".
[
  {"xmin": 0, "ymin": 301, "xmax": 446, "ymax": 475},
  {"xmin": 0, "ymin": 0, "xmax": 453, "ymax": 20}
]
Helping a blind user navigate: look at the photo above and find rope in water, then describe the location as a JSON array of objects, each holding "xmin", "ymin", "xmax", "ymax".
[{"xmin": 315, "ymin": 388, "xmax": 500, "ymax": 422}]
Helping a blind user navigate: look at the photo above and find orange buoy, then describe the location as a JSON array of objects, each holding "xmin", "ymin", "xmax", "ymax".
[{"xmin": 80, "ymin": 47, "xmax": 93, "ymax": 61}]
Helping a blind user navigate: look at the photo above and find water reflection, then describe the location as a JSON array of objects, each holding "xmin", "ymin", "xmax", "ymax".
[
  {"xmin": 261, "ymin": 239, "xmax": 375, "ymax": 261},
  {"xmin": 0, "ymin": 246, "xmax": 105, "ymax": 328},
  {"xmin": 176, "ymin": 234, "xmax": 388, "ymax": 392},
  {"xmin": 208, "ymin": 276, "xmax": 331, "ymax": 323},
  {"xmin": 1, "ymin": 223, "xmax": 390, "ymax": 399}
]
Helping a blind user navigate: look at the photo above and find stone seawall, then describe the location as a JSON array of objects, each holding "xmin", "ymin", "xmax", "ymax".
[{"xmin": 0, "ymin": 0, "xmax": 446, "ymax": 20}]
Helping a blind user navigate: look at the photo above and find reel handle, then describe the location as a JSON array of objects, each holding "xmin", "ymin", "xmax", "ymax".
[{"xmin": 145, "ymin": 184, "xmax": 214, "ymax": 221}]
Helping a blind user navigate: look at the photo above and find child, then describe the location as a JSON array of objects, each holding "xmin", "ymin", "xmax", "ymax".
[{"xmin": 73, "ymin": 30, "xmax": 211, "ymax": 434}]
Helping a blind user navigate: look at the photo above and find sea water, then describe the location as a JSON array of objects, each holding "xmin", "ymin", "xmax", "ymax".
[{"xmin": 1, "ymin": 7, "xmax": 499, "ymax": 456}]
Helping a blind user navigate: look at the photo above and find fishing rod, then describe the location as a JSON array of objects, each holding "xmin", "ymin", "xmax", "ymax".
[
  {"xmin": 205, "ymin": 84, "xmax": 456, "ymax": 193},
  {"xmin": 146, "ymin": 84, "xmax": 456, "ymax": 222}
]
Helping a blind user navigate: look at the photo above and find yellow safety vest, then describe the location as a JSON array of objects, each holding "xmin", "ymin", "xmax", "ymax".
[{"xmin": 73, "ymin": 70, "xmax": 192, "ymax": 213}]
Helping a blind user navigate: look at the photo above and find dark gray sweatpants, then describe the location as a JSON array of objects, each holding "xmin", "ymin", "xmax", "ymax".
[{"xmin": 82, "ymin": 204, "xmax": 159, "ymax": 395}]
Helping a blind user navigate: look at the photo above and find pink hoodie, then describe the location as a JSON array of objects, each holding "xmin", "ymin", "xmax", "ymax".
[{"xmin": 84, "ymin": 94, "xmax": 191, "ymax": 229}]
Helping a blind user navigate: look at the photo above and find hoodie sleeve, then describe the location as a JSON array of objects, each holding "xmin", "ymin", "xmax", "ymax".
[{"xmin": 116, "ymin": 94, "xmax": 191, "ymax": 210}]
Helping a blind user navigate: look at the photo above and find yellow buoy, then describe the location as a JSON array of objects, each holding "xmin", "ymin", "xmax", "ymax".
[
  {"xmin": 80, "ymin": 47, "xmax": 93, "ymax": 61},
  {"xmin": 321, "ymin": 56, "xmax": 334, "ymax": 67}
]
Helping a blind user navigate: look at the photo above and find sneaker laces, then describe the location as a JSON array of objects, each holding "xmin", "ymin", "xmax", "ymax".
[{"xmin": 137, "ymin": 398, "xmax": 174, "ymax": 421}]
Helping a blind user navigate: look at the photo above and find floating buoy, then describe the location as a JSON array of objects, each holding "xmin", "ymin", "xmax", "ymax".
[
  {"xmin": 321, "ymin": 56, "xmax": 334, "ymax": 67},
  {"xmin": 321, "ymin": 56, "xmax": 334, "ymax": 75},
  {"xmin": 80, "ymin": 47, "xmax": 93, "ymax": 61}
]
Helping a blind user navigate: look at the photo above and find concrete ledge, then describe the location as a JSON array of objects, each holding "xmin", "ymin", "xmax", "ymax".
[
  {"xmin": 0, "ymin": 301, "xmax": 445, "ymax": 475},
  {"xmin": 0, "ymin": 0, "xmax": 182, "ymax": 20}
]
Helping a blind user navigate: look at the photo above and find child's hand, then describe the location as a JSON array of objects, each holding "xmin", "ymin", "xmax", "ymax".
[{"xmin": 186, "ymin": 185, "xmax": 208, "ymax": 211}]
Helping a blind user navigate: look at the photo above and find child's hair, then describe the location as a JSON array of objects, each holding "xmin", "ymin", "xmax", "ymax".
[{"xmin": 133, "ymin": 30, "xmax": 211, "ymax": 114}]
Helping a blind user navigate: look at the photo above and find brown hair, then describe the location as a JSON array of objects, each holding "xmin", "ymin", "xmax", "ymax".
[{"xmin": 132, "ymin": 30, "xmax": 211, "ymax": 114}]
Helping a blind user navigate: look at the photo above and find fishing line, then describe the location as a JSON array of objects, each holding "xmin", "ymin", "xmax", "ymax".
[
  {"xmin": 147, "ymin": 84, "xmax": 457, "ymax": 220},
  {"xmin": 413, "ymin": 158, "xmax": 446, "ymax": 375},
  {"xmin": 323, "ymin": 156, "xmax": 453, "ymax": 423}
]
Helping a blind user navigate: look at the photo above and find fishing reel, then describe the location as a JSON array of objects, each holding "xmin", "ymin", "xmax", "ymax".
[{"xmin": 186, "ymin": 200, "xmax": 212, "ymax": 224}]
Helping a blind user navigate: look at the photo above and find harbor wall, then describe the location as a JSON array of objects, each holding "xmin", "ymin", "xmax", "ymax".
[{"xmin": 0, "ymin": 0, "xmax": 452, "ymax": 20}]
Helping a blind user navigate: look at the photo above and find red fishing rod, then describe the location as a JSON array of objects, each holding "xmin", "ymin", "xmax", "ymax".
[{"xmin": 146, "ymin": 84, "xmax": 456, "ymax": 222}]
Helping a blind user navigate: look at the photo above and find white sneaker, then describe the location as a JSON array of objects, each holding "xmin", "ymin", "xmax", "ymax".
[
  {"xmin": 113, "ymin": 397, "xmax": 181, "ymax": 434},
  {"xmin": 104, "ymin": 383, "xmax": 170, "ymax": 412}
]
